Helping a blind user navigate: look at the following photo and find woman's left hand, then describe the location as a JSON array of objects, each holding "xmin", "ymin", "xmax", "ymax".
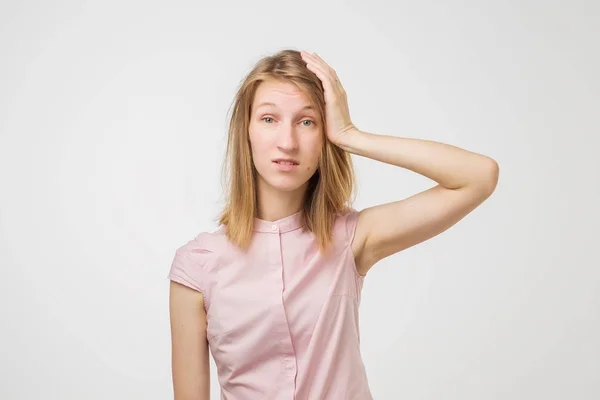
[{"xmin": 301, "ymin": 50, "xmax": 357, "ymax": 147}]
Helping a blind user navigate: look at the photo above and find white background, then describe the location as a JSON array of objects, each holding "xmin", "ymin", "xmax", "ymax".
[{"xmin": 1, "ymin": 0, "xmax": 598, "ymax": 399}]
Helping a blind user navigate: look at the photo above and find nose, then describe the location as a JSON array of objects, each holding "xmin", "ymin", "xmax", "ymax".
[{"xmin": 276, "ymin": 122, "xmax": 299, "ymax": 152}]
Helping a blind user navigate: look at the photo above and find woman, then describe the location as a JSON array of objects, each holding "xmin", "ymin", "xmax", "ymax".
[{"xmin": 168, "ymin": 49, "xmax": 499, "ymax": 399}]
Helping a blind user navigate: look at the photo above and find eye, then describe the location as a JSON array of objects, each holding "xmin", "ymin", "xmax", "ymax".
[
  {"xmin": 261, "ymin": 117, "xmax": 274, "ymax": 123},
  {"xmin": 301, "ymin": 120, "xmax": 314, "ymax": 127}
]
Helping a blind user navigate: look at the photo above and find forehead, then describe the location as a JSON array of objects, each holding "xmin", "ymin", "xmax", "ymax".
[{"xmin": 253, "ymin": 80, "xmax": 314, "ymax": 111}]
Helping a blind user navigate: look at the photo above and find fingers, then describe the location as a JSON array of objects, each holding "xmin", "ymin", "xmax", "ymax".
[
  {"xmin": 305, "ymin": 61, "xmax": 332, "ymax": 90},
  {"xmin": 301, "ymin": 50, "xmax": 339, "ymax": 90},
  {"xmin": 312, "ymin": 52, "xmax": 339, "ymax": 80}
]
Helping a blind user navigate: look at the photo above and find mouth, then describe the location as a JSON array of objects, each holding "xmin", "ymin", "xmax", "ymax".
[{"xmin": 272, "ymin": 158, "xmax": 299, "ymax": 166}]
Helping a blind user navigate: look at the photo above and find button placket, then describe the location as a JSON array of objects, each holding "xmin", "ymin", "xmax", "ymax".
[{"xmin": 268, "ymin": 226, "xmax": 280, "ymax": 265}]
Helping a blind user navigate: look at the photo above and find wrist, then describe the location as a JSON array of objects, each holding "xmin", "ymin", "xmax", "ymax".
[{"xmin": 335, "ymin": 128, "xmax": 367, "ymax": 154}]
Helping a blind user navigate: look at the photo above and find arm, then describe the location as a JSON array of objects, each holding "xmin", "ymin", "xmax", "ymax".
[
  {"xmin": 299, "ymin": 51, "xmax": 499, "ymax": 276},
  {"xmin": 339, "ymin": 130, "xmax": 499, "ymax": 276},
  {"xmin": 169, "ymin": 281, "xmax": 210, "ymax": 400}
]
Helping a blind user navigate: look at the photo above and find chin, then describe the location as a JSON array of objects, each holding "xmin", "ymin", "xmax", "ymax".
[
  {"xmin": 261, "ymin": 175, "xmax": 308, "ymax": 193},
  {"xmin": 270, "ymin": 180, "xmax": 306, "ymax": 193}
]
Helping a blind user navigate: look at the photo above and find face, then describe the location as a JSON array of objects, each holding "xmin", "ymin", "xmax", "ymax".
[{"xmin": 248, "ymin": 79, "xmax": 323, "ymax": 195}]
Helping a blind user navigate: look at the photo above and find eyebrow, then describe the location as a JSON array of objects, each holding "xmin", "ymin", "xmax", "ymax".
[{"xmin": 255, "ymin": 102, "xmax": 315, "ymax": 111}]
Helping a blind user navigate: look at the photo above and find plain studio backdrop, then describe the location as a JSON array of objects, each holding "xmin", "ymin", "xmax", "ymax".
[{"xmin": 1, "ymin": 1, "xmax": 598, "ymax": 399}]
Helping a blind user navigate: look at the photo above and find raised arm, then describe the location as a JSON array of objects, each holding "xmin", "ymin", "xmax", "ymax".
[
  {"xmin": 341, "ymin": 131, "xmax": 499, "ymax": 275},
  {"xmin": 299, "ymin": 50, "xmax": 499, "ymax": 276},
  {"xmin": 169, "ymin": 281, "xmax": 210, "ymax": 400}
]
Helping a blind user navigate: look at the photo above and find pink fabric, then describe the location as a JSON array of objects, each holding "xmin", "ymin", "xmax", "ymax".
[{"xmin": 168, "ymin": 208, "xmax": 372, "ymax": 399}]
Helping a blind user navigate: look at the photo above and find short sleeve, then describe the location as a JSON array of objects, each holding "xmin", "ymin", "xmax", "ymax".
[
  {"xmin": 344, "ymin": 208, "xmax": 360, "ymax": 247},
  {"xmin": 167, "ymin": 233, "xmax": 215, "ymax": 307},
  {"xmin": 334, "ymin": 208, "xmax": 365, "ymax": 281},
  {"xmin": 333, "ymin": 207, "xmax": 360, "ymax": 249}
]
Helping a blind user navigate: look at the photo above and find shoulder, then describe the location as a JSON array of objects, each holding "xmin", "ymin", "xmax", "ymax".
[
  {"xmin": 174, "ymin": 229, "xmax": 223, "ymax": 260},
  {"xmin": 168, "ymin": 227, "xmax": 228, "ymax": 299}
]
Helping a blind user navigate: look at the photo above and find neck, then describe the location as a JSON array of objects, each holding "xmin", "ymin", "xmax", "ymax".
[{"xmin": 256, "ymin": 181, "xmax": 307, "ymax": 222}]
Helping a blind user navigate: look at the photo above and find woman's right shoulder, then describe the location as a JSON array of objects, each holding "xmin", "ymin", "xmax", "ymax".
[
  {"xmin": 175, "ymin": 226, "xmax": 227, "ymax": 255},
  {"xmin": 168, "ymin": 226, "xmax": 229, "ymax": 301}
]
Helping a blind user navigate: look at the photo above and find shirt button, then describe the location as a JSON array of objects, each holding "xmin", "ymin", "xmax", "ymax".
[{"xmin": 271, "ymin": 225, "xmax": 277, "ymax": 231}]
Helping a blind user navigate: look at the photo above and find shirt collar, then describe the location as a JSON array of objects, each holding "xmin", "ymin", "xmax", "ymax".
[{"xmin": 253, "ymin": 210, "xmax": 305, "ymax": 233}]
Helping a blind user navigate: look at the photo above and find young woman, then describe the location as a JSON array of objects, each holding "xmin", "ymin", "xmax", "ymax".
[{"xmin": 168, "ymin": 49, "xmax": 499, "ymax": 399}]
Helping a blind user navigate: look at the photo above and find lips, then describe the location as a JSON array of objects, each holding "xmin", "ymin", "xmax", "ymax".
[{"xmin": 272, "ymin": 158, "xmax": 299, "ymax": 165}]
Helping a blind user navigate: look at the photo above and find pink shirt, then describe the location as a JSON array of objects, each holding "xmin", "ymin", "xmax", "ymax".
[{"xmin": 168, "ymin": 208, "xmax": 372, "ymax": 399}]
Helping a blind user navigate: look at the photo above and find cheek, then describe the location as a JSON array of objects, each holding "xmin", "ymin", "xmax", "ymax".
[
  {"xmin": 248, "ymin": 129, "xmax": 269, "ymax": 157},
  {"xmin": 304, "ymin": 137, "xmax": 323, "ymax": 170}
]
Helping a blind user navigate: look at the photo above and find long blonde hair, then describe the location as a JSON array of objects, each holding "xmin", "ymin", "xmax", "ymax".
[{"xmin": 217, "ymin": 49, "xmax": 356, "ymax": 253}]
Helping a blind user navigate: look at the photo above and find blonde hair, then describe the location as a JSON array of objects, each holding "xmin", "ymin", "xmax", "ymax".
[{"xmin": 217, "ymin": 49, "xmax": 356, "ymax": 253}]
